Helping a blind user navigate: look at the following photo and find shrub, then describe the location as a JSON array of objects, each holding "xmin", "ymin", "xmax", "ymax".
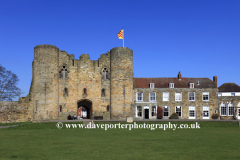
[
  {"xmin": 169, "ymin": 113, "xmax": 179, "ymax": 119},
  {"xmin": 157, "ymin": 106, "xmax": 163, "ymax": 119},
  {"xmin": 212, "ymin": 113, "xmax": 219, "ymax": 119}
]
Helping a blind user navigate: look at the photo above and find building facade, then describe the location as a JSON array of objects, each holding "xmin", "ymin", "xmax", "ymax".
[
  {"xmin": 133, "ymin": 73, "xmax": 218, "ymax": 120},
  {"xmin": 0, "ymin": 45, "xmax": 235, "ymax": 123},
  {"xmin": 218, "ymin": 82, "xmax": 240, "ymax": 120}
]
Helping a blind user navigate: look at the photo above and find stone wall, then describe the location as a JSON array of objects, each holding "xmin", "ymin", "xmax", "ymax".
[{"xmin": 0, "ymin": 100, "xmax": 32, "ymax": 123}]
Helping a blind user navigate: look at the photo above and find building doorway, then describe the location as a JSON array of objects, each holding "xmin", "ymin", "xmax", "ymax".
[
  {"xmin": 144, "ymin": 106, "xmax": 149, "ymax": 119},
  {"xmin": 144, "ymin": 109, "xmax": 149, "ymax": 119},
  {"xmin": 77, "ymin": 99, "xmax": 92, "ymax": 119}
]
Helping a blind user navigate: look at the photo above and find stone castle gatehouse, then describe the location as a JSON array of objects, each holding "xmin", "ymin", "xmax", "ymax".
[{"xmin": 1, "ymin": 45, "xmax": 134, "ymax": 122}]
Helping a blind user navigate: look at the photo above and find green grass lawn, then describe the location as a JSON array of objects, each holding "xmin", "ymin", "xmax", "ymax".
[{"xmin": 0, "ymin": 121, "xmax": 240, "ymax": 160}]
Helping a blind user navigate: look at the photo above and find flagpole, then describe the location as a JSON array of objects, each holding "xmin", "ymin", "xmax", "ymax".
[{"xmin": 123, "ymin": 28, "xmax": 124, "ymax": 47}]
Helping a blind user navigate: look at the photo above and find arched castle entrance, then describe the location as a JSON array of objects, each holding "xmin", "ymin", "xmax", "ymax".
[{"xmin": 77, "ymin": 99, "xmax": 92, "ymax": 119}]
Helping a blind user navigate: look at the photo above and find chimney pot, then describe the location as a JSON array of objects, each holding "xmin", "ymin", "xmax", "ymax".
[
  {"xmin": 178, "ymin": 71, "xmax": 182, "ymax": 79},
  {"xmin": 213, "ymin": 76, "xmax": 217, "ymax": 87}
]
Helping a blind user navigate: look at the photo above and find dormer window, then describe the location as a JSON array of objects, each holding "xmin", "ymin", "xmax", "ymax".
[
  {"xmin": 190, "ymin": 83, "xmax": 194, "ymax": 88},
  {"xmin": 169, "ymin": 83, "xmax": 174, "ymax": 88},
  {"xmin": 150, "ymin": 83, "xmax": 154, "ymax": 88}
]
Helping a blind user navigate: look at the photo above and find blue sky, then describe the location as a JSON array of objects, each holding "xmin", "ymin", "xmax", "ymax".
[{"xmin": 0, "ymin": 0, "xmax": 240, "ymax": 100}]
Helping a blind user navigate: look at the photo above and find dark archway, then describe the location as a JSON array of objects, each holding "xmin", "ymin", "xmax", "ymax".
[{"xmin": 77, "ymin": 99, "xmax": 92, "ymax": 119}]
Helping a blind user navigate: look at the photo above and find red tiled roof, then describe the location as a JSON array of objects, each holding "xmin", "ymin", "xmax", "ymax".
[
  {"xmin": 218, "ymin": 83, "xmax": 240, "ymax": 92},
  {"xmin": 133, "ymin": 77, "xmax": 217, "ymax": 88}
]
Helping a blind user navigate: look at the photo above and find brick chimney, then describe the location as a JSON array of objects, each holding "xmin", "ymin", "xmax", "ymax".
[
  {"xmin": 213, "ymin": 76, "xmax": 217, "ymax": 86},
  {"xmin": 178, "ymin": 71, "xmax": 181, "ymax": 80}
]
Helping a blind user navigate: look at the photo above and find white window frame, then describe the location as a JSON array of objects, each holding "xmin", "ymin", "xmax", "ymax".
[
  {"xmin": 231, "ymin": 93, "xmax": 235, "ymax": 96},
  {"xmin": 190, "ymin": 83, "xmax": 194, "ymax": 88},
  {"xmin": 220, "ymin": 102, "xmax": 227, "ymax": 116},
  {"xmin": 163, "ymin": 92, "xmax": 169, "ymax": 101},
  {"xmin": 238, "ymin": 103, "xmax": 240, "ymax": 119},
  {"xmin": 203, "ymin": 106, "xmax": 209, "ymax": 119},
  {"xmin": 175, "ymin": 92, "xmax": 182, "ymax": 101},
  {"xmin": 238, "ymin": 108, "xmax": 240, "ymax": 119},
  {"xmin": 163, "ymin": 106, "xmax": 169, "ymax": 117},
  {"xmin": 136, "ymin": 106, "xmax": 142, "ymax": 117},
  {"xmin": 149, "ymin": 92, "xmax": 156, "ymax": 102},
  {"xmin": 202, "ymin": 92, "xmax": 209, "ymax": 101},
  {"xmin": 175, "ymin": 106, "xmax": 182, "ymax": 117},
  {"xmin": 169, "ymin": 83, "xmax": 174, "ymax": 88},
  {"xmin": 150, "ymin": 83, "xmax": 154, "ymax": 88},
  {"xmin": 136, "ymin": 92, "xmax": 143, "ymax": 102},
  {"xmin": 188, "ymin": 92, "xmax": 195, "ymax": 101},
  {"xmin": 228, "ymin": 103, "xmax": 234, "ymax": 116},
  {"xmin": 189, "ymin": 106, "xmax": 195, "ymax": 119},
  {"xmin": 151, "ymin": 106, "xmax": 157, "ymax": 117}
]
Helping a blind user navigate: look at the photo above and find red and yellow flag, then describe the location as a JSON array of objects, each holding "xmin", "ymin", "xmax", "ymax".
[{"xmin": 118, "ymin": 30, "xmax": 123, "ymax": 39}]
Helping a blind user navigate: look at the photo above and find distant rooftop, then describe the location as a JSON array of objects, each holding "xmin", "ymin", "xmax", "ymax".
[{"xmin": 218, "ymin": 82, "xmax": 240, "ymax": 92}]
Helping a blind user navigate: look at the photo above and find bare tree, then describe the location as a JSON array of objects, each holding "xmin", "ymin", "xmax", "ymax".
[{"xmin": 0, "ymin": 64, "xmax": 23, "ymax": 101}]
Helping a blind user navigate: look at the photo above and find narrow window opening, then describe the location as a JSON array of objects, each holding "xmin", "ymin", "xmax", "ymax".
[
  {"xmin": 35, "ymin": 101, "xmax": 37, "ymax": 111},
  {"xmin": 60, "ymin": 105, "xmax": 62, "ymax": 112},
  {"xmin": 83, "ymin": 88, "xmax": 87, "ymax": 95},
  {"xmin": 63, "ymin": 88, "xmax": 68, "ymax": 97},
  {"xmin": 101, "ymin": 89, "xmax": 106, "ymax": 97},
  {"xmin": 107, "ymin": 105, "xmax": 110, "ymax": 112}
]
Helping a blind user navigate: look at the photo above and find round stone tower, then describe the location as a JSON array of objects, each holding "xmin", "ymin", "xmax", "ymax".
[
  {"xmin": 110, "ymin": 47, "xmax": 133, "ymax": 119},
  {"xmin": 32, "ymin": 45, "xmax": 59, "ymax": 121}
]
